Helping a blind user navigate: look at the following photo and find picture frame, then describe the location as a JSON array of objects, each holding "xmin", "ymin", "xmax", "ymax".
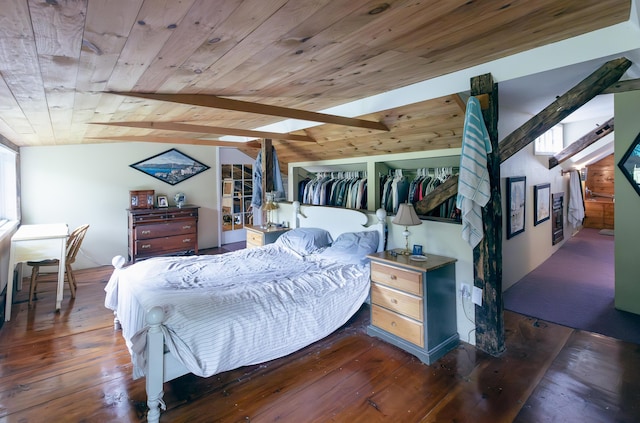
[
  {"xmin": 129, "ymin": 189, "xmax": 154, "ymax": 210},
  {"xmin": 506, "ymin": 176, "xmax": 526, "ymax": 239},
  {"xmin": 617, "ymin": 131, "xmax": 640, "ymax": 196},
  {"xmin": 130, "ymin": 148, "xmax": 210, "ymax": 186},
  {"xmin": 533, "ymin": 183, "xmax": 551, "ymax": 226},
  {"xmin": 552, "ymin": 192, "xmax": 564, "ymax": 245},
  {"xmin": 157, "ymin": 195, "xmax": 168, "ymax": 208}
]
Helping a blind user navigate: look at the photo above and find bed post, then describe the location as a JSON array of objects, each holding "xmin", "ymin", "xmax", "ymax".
[
  {"xmin": 146, "ymin": 306, "xmax": 166, "ymax": 423},
  {"xmin": 375, "ymin": 208, "xmax": 387, "ymax": 251},
  {"xmin": 292, "ymin": 201, "xmax": 301, "ymax": 228}
]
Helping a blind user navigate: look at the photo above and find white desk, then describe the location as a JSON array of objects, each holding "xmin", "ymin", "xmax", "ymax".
[{"xmin": 5, "ymin": 223, "xmax": 68, "ymax": 321}]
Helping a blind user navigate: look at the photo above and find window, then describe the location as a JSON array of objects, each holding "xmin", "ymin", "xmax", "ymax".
[
  {"xmin": 534, "ymin": 124, "xmax": 563, "ymax": 155},
  {"xmin": 0, "ymin": 144, "xmax": 18, "ymax": 226}
]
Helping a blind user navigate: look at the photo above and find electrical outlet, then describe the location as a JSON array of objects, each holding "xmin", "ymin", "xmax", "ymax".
[
  {"xmin": 460, "ymin": 283, "xmax": 471, "ymax": 299},
  {"xmin": 472, "ymin": 286, "xmax": 483, "ymax": 306}
]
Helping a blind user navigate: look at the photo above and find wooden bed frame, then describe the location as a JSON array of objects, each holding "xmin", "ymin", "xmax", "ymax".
[{"xmin": 119, "ymin": 203, "xmax": 386, "ymax": 422}]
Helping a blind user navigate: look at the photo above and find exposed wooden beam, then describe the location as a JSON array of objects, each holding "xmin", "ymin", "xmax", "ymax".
[
  {"xmin": 601, "ymin": 78, "xmax": 640, "ymax": 94},
  {"xmin": 111, "ymin": 92, "xmax": 389, "ymax": 132},
  {"xmin": 85, "ymin": 135, "xmax": 261, "ymax": 148},
  {"xmin": 500, "ymin": 57, "xmax": 631, "ymax": 163},
  {"xmin": 549, "ymin": 117, "xmax": 614, "ymax": 169},
  {"xmin": 90, "ymin": 121, "xmax": 315, "ymax": 143},
  {"xmin": 414, "ymin": 175, "xmax": 459, "ymax": 215}
]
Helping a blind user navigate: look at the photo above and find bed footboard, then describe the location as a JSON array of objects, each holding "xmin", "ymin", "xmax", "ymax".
[{"xmin": 146, "ymin": 306, "xmax": 166, "ymax": 423}]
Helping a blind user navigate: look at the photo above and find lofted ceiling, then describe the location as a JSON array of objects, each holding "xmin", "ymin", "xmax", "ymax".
[{"xmin": 0, "ymin": 0, "xmax": 636, "ymax": 168}]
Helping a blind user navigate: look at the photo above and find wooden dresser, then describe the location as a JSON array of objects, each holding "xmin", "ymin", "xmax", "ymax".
[
  {"xmin": 127, "ymin": 206, "xmax": 199, "ymax": 263},
  {"xmin": 245, "ymin": 225, "xmax": 290, "ymax": 249},
  {"xmin": 367, "ymin": 251, "xmax": 458, "ymax": 365}
]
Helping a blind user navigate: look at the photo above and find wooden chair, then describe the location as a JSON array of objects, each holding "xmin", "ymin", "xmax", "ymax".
[{"xmin": 27, "ymin": 224, "xmax": 90, "ymax": 307}]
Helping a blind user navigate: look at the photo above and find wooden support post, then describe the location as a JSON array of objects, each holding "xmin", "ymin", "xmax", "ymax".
[{"xmin": 471, "ymin": 74, "xmax": 504, "ymax": 356}]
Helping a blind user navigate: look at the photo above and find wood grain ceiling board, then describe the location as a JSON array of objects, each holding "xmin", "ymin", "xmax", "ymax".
[{"xmin": 0, "ymin": 0, "xmax": 631, "ymax": 169}]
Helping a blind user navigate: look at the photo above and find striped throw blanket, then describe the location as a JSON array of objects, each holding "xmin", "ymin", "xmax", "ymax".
[{"xmin": 456, "ymin": 96, "xmax": 492, "ymax": 248}]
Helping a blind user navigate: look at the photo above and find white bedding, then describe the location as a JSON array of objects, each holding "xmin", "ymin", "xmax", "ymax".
[{"xmin": 104, "ymin": 243, "xmax": 370, "ymax": 379}]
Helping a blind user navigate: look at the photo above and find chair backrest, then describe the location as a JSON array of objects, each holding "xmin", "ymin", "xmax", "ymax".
[{"xmin": 66, "ymin": 224, "xmax": 89, "ymax": 265}]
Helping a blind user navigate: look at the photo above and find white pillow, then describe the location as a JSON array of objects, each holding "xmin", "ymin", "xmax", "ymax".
[
  {"xmin": 317, "ymin": 230, "xmax": 380, "ymax": 265},
  {"xmin": 274, "ymin": 227, "xmax": 333, "ymax": 256}
]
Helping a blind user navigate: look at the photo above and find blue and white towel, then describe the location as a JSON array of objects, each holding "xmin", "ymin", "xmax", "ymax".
[{"xmin": 456, "ymin": 96, "xmax": 493, "ymax": 248}]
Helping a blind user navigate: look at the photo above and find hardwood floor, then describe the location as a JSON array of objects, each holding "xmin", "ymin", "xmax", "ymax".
[{"xmin": 1, "ymin": 255, "xmax": 639, "ymax": 422}]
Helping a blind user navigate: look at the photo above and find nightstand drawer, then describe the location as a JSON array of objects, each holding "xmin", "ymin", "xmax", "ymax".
[
  {"xmin": 371, "ymin": 262, "xmax": 422, "ymax": 296},
  {"xmin": 371, "ymin": 304, "xmax": 424, "ymax": 348},
  {"xmin": 246, "ymin": 230, "xmax": 264, "ymax": 247},
  {"xmin": 371, "ymin": 282, "xmax": 423, "ymax": 321}
]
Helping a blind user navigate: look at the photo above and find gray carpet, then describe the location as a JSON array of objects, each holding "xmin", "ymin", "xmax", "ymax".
[{"xmin": 504, "ymin": 228, "xmax": 640, "ymax": 345}]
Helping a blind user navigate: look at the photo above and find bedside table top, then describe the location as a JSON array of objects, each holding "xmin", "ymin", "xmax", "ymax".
[
  {"xmin": 368, "ymin": 250, "xmax": 456, "ymax": 272},
  {"xmin": 247, "ymin": 225, "xmax": 291, "ymax": 235}
]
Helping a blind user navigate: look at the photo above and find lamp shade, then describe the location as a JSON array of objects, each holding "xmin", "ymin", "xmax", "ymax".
[
  {"xmin": 392, "ymin": 203, "xmax": 422, "ymax": 226},
  {"xmin": 263, "ymin": 201, "xmax": 278, "ymax": 211}
]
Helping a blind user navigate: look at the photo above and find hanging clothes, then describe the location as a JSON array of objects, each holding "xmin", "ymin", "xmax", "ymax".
[
  {"xmin": 297, "ymin": 172, "xmax": 367, "ymax": 210},
  {"xmin": 251, "ymin": 146, "xmax": 285, "ymax": 208},
  {"xmin": 568, "ymin": 170, "xmax": 585, "ymax": 229},
  {"xmin": 456, "ymin": 96, "xmax": 492, "ymax": 248}
]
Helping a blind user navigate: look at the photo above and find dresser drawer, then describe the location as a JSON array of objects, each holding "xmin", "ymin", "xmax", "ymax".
[
  {"xmin": 371, "ymin": 262, "xmax": 422, "ymax": 296},
  {"xmin": 371, "ymin": 282, "xmax": 423, "ymax": 321},
  {"xmin": 135, "ymin": 220, "xmax": 196, "ymax": 240},
  {"xmin": 135, "ymin": 234, "xmax": 197, "ymax": 256},
  {"xmin": 371, "ymin": 304, "xmax": 424, "ymax": 348}
]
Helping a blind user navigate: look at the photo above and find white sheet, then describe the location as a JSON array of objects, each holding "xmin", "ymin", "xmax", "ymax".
[{"xmin": 104, "ymin": 244, "xmax": 370, "ymax": 379}]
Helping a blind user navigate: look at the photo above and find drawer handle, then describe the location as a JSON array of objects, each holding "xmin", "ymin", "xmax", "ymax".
[
  {"xmin": 141, "ymin": 230, "xmax": 151, "ymax": 235},
  {"xmin": 391, "ymin": 321, "xmax": 397, "ymax": 327},
  {"xmin": 141, "ymin": 244, "xmax": 151, "ymax": 249},
  {"xmin": 182, "ymin": 225, "xmax": 192, "ymax": 230},
  {"xmin": 183, "ymin": 238, "xmax": 191, "ymax": 243},
  {"xmin": 391, "ymin": 298, "xmax": 398, "ymax": 304},
  {"xmin": 390, "ymin": 275, "xmax": 397, "ymax": 280}
]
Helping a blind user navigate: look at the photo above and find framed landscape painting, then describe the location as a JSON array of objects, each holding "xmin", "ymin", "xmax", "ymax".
[{"xmin": 130, "ymin": 148, "xmax": 209, "ymax": 185}]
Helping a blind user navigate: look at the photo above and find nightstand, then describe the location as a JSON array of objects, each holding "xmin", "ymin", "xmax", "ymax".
[
  {"xmin": 366, "ymin": 250, "xmax": 458, "ymax": 365},
  {"xmin": 245, "ymin": 225, "xmax": 290, "ymax": 249}
]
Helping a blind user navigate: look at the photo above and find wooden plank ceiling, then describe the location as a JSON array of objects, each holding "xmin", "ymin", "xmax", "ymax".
[{"xmin": 0, "ymin": 0, "xmax": 631, "ymax": 167}]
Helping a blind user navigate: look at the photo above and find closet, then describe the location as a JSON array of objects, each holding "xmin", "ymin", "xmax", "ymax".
[{"xmin": 289, "ymin": 152, "xmax": 461, "ymax": 224}]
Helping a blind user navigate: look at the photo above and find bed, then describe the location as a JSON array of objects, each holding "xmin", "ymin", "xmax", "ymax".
[{"xmin": 105, "ymin": 203, "xmax": 386, "ymax": 422}]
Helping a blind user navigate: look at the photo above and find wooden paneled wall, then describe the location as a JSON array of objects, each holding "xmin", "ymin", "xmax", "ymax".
[{"xmin": 583, "ymin": 154, "xmax": 614, "ymax": 229}]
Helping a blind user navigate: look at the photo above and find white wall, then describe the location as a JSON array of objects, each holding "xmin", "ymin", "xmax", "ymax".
[
  {"xmin": 20, "ymin": 143, "xmax": 223, "ymax": 269},
  {"xmin": 614, "ymin": 91, "xmax": 640, "ymax": 314}
]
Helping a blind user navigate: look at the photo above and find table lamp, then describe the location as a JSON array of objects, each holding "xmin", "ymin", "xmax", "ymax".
[
  {"xmin": 263, "ymin": 200, "xmax": 278, "ymax": 228},
  {"xmin": 392, "ymin": 203, "xmax": 422, "ymax": 255}
]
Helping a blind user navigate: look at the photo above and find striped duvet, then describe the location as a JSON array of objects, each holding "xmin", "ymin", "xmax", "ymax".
[{"xmin": 104, "ymin": 244, "xmax": 370, "ymax": 379}]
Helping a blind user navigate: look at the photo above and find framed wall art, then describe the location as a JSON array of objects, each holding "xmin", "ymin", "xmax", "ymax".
[
  {"xmin": 506, "ymin": 176, "xmax": 526, "ymax": 239},
  {"xmin": 617, "ymin": 131, "xmax": 640, "ymax": 196},
  {"xmin": 533, "ymin": 183, "xmax": 551, "ymax": 226},
  {"xmin": 552, "ymin": 192, "xmax": 564, "ymax": 245},
  {"xmin": 130, "ymin": 148, "xmax": 210, "ymax": 185}
]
